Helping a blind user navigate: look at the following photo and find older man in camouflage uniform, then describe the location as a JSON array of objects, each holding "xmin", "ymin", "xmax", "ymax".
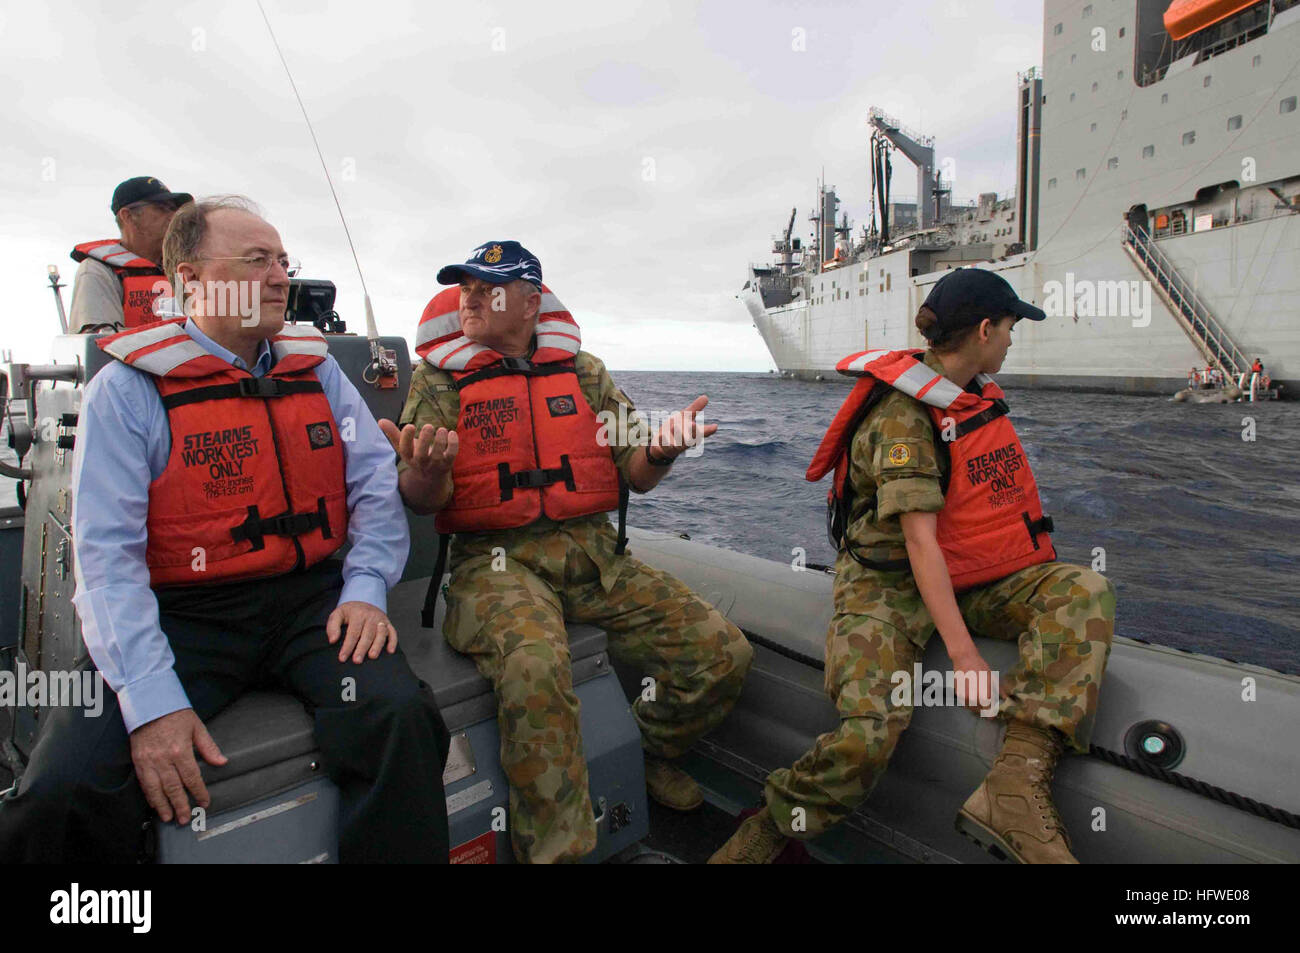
[
  {"xmin": 712, "ymin": 328, "xmax": 1114, "ymax": 864},
  {"xmin": 384, "ymin": 241, "xmax": 752, "ymax": 863}
]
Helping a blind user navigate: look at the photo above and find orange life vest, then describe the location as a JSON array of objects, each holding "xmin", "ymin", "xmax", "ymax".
[
  {"xmin": 415, "ymin": 286, "xmax": 621, "ymax": 534},
  {"xmin": 71, "ymin": 239, "xmax": 168, "ymax": 328},
  {"xmin": 807, "ymin": 348, "xmax": 1056, "ymax": 591},
  {"xmin": 97, "ymin": 320, "xmax": 349, "ymax": 587}
]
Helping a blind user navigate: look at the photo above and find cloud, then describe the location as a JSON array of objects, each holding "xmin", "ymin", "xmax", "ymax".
[{"xmin": 0, "ymin": 0, "xmax": 1044, "ymax": 366}]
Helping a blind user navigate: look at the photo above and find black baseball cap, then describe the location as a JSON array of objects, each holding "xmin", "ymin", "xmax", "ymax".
[
  {"xmin": 436, "ymin": 240, "xmax": 543, "ymax": 288},
  {"xmin": 110, "ymin": 176, "xmax": 193, "ymax": 214},
  {"xmin": 920, "ymin": 267, "xmax": 1046, "ymax": 339}
]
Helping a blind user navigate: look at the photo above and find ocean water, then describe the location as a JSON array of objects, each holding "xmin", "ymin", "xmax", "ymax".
[{"xmin": 615, "ymin": 371, "xmax": 1300, "ymax": 676}]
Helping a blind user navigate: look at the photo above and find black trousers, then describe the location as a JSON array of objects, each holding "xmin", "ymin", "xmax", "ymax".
[{"xmin": 0, "ymin": 559, "xmax": 450, "ymax": 863}]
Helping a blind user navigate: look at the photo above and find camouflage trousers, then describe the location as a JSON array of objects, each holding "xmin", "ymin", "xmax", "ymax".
[
  {"xmin": 444, "ymin": 543, "xmax": 752, "ymax": 863},
  {"xmin": 765, "ymin": 560, "xmax": 1115, "ymax": 840}
]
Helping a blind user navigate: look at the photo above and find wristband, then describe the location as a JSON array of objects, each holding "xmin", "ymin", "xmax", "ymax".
[{"xmin": 645, "ymin": 445, "xmax": 676, "ymax": 467}]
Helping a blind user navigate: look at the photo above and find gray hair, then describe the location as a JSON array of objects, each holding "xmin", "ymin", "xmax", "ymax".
[{"xmin": 162, "ymin": 195, "xmax": 264, "ymax": 292}]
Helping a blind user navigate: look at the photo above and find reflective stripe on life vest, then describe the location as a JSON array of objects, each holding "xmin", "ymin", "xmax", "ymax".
[{"xmin": 415, "ymin": 284, "xmax": 580, "ymax": 371}]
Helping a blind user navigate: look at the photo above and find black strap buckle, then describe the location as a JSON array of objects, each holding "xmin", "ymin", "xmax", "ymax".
[
  {"xmin": 499, "ymin": 457, "xmax": 575, "ymax": 496},
  {"xmin": 237, "ymin": 377, "xmax": 285, "ymax": 398},
  {"xmin": 499, "ymin": 356, "xmax": 534, "ymax": 372},
  {"xmin": 268, "ymin": 512, "xmax": 319, "ymax": 536},
  {"xmin": 232, "ymin": 504, "xmax": 322, "ymax": 550},
  {"xmin": 513, "ymin": 468, "xmax": 554, "ymax": 489}
]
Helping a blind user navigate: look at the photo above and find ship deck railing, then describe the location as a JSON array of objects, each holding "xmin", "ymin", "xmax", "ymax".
[{"xmin": 1123, "ymin": 223, "xmax": 1250, "ymax": 380}]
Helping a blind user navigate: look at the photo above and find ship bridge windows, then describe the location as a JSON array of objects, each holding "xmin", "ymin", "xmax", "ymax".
[
  {"xmin": 1161, "ymin": 93, "xmax": 1169, "ymax": 104},
  {"xmin": 1204, "ymin": 75, "xmax": 1212, "ymax": 87},
  {"xmin": 1048, "ymin": 177, "xmax": 1058, "ymax": 189},
  {"xmin": 1082, "ymin": 4, "xmax": 1093, "ymax": 17},
  {"xmin": 1283, "ymin": 97, "xmax": 1297, "ymax": 114},
  {"xmin": 1142, "ymin": 144, "xmax": 1156, "ymax": 158},
  {"xmin": 1070, "ymin": 92, "xmax": 1076, "ymax": 102},
  {"xmin": 1091, "ymin": 81, "xmax": 1099, "ymax": 92},
  {"xmin": 1227, "ymin": 114, "xmax": 1242, "ymax": 131},
  {"xmin": 1054, "ymin": 22, "xmax": 1063, "ymax": 35},
  {"xmin": 1090, "ymin": 122, "xmax": 1098, "ymax": 132},
  {"xmin": 1108, "ymin": 157, "xmax": 1119, "ymax": 170},
  {"xmin": 1076, "ymin": 167, "xmax": 1087, "ymax": 179},
  {"xmin": 1182, "ymin": 130, "xmax": 1197, "ymax": 146},
  {"xmin": 1252, "ymin": 54, "xmax": 1261, "ymax": 67}
]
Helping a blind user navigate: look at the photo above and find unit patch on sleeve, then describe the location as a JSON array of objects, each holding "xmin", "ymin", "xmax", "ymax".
[
  {"xmin": 306, "ymin": 422, "xmax": 335, "ymax": 450},
  {"xmin": 546, "ymin": 395, "xmax": 578, "ymax": 417},
  {"xmin": 887, "ymin": 443, "xmax": 912, "ymax": 467}
]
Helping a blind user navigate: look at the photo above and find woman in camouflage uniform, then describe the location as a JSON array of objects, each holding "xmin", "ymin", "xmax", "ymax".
[{"xmin": 711, "ymin": 268, "xmax": 1115, "ymax": 865}]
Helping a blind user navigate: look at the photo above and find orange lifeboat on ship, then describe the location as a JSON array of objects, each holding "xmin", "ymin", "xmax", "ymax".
[{"xmin": 1164, "ymin": 0, "xmax": 1259, "ymax": 41}]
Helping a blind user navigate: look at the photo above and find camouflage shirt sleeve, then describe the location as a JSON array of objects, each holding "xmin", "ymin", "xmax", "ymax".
[
  {"xmin": 575, "ymin": 351, "xmax": 645, "ymax": 490},
  {"xmin": 850, "ymin": 387, "xmax": 946, "ymax": 522},
  {"xmin": 396, "ymin": 362, "xmax": 460, "ymax": 480}
]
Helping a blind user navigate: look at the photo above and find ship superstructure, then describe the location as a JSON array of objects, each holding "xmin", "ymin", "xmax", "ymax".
[{"xmin": 744, "ymin": 0, "xmax": 1300, "ymax": 394}]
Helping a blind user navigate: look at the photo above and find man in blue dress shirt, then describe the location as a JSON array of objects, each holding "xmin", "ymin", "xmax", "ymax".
[{"xmin": 0, "ymin": 196, "xmax": 450, "ymax": 862}]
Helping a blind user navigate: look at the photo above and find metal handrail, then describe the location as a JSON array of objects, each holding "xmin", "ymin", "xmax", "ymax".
[{"xmin": 1123, "ymin": 223, "xmax": 1249, "ymax": 377}]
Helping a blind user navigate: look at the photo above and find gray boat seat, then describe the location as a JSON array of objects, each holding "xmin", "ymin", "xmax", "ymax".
[{"xmin": 199, "ymin": 576, "xmax": 610, "ymax": 815}]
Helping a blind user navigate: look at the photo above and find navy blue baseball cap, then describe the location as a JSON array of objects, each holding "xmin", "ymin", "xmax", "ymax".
[
  {"xmin": 436, "ymin": 240, "xmax": 543, "ymax": 287},
  {"xmin": 920, "ymin": 267, "xmax": 1046, "ymax": 339},
  {"xmin": 111, "ymin": 176, "xmax": 193, "ymax": 214}
]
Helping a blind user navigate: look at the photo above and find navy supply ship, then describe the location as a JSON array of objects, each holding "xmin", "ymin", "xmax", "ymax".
[{"xmin": 743, "ymin": 0, "xmax": 1299, "ymax": 396}]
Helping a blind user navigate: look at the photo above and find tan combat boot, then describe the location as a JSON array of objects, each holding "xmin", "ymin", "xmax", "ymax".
[
  {"xmin": 645, "ymin": 757, "xmax": 703, "ymax": 811},
  {"xmin": 708, "ymin": 806, "xmax": 788, "ymax": 864},
  {"xmin": 955, "ymin": 721, "xmax": 1079, "ymax": 864}
]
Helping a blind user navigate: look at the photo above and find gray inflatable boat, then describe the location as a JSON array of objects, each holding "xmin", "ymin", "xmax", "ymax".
[{"xmin": 2, "ymin": 329, "xmax": 1296, "ymax": 863}]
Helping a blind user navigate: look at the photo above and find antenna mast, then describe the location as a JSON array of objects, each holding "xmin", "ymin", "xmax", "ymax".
[{"xmin": 256, "ymin": 1, "xmax": 397, "ymax": 387}]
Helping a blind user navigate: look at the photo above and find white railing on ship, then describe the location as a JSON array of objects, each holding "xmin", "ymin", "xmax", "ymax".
[{"xmin": 1122, "ymin": 223, "xmax": 1249, "ymax": 378}]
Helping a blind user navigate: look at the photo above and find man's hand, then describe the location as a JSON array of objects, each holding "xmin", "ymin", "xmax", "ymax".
[
  {"xmin": 327, "ymin": 601, "xmax": 399, "ymax": 664},
  {"xmin": 651, "ymin": 395, "xmax": 717, "ymax": 460},
  {"xmin": 380, "ymin": 420, "xmax": 458, "ymax": 514},
  {"xmin": 380, "ymin": 420, "xmax": 458, "ymax": 477},
  {"xmin": 129, "ymin": 708, "xmax": 227, "ymax": 825}
]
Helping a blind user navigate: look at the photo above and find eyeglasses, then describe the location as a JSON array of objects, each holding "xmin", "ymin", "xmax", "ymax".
[{"xmin": 192, "ymin": 255, "xmax": 301, "ymax": 277}]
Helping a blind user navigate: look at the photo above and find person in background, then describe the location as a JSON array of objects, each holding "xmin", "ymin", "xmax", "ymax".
[
  {"xmin": 68, "ymin": 176, "xmax": 192, "ymax": 332},
  {"xmin": 0, "ymin": 196, "xmax": 451, "ymax": 863}
]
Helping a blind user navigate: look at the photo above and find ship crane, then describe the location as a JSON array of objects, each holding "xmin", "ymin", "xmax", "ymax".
[
  {"xmin": 771, "ymin": 206, "xmax": 798, "ymax": 275},
  {"xmin": 868, "ymin": 106, "xmax": 942, "ymax": 230}
]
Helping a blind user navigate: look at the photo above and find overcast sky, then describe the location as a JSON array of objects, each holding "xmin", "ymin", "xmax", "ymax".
[{"xmin": 1, "ymin": 0, "xmax": 1044, "ymax": 370}]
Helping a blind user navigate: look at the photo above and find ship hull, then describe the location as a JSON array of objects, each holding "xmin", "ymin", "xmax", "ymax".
[{"xmin": 747, "ymin": 1, "xmax": 1300, "ymax": 397}]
